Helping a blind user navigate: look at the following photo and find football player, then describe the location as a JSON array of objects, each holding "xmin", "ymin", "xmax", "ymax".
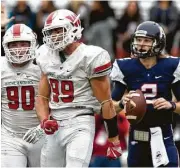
[
  {"xmin": 1, "ymin": 23, "xmax": 44, "ymax": 167},
  {"xmin": 111, "ymin": 21, "xmax": 180, "ymax": 167},
  {"xmin": 35, "ymin": 9, "xmax": 122, "ymax": 167}
]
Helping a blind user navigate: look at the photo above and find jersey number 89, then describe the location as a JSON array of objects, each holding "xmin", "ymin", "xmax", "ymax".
[{"xmin": 49, "ymin": 79, "xmax": 74, "ymax": 103}]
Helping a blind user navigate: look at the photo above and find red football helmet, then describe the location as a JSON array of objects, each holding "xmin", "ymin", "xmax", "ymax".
[
  {"xmin": 42, "ymin": 9, "xmax": 83, "ymax": 51},
  {"xmin": 2, "ymin": 24, "xmax": 37, "ymax": 64}
]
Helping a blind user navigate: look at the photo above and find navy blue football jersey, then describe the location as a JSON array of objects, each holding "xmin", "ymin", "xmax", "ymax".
[{"xmin": 111, "ymin": 57, "xmax": 180, "ymax": 126}]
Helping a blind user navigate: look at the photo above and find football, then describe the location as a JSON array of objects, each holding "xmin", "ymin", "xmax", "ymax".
[{"xmin": 125, "ymin": 90, "xmax": 147, "ymax": 125}]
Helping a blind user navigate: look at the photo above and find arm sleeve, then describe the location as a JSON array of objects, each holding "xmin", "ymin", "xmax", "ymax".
[
  {"xmin": 172, "ymin": 81, "xmax": 180, "ymax": 101},
  {"xmin": 87, "ymin": 50, "xmax": 112, "ymax": 79},
  {"xmin": 112, "ymin": 81, "xmax": 126, "ymax": 101},
  {"xmin": 172, "ymin": 59, "xmax": 180, "ymax": 83}
]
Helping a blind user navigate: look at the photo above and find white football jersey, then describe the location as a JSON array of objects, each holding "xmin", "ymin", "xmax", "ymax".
[
  {"xmin": 36, "ymin": 43, "xmax": 112, "ymax": 120},
  {"xmin": 1, "ymin": 57, "xmax": 41, "ymax": 135}
]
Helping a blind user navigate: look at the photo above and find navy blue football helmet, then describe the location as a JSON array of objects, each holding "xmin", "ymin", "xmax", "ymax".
[{"xmin": 131, "ymin": 21, "xmax": 166, "ymax": 58}]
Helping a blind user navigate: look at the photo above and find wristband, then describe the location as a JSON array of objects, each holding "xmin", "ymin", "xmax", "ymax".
[
  {"xmin": 169, "ymin": 101, "xmax": 176, "ymax": 111},
  {"xmin": 119, "ymin": 100, "xmax": 124, "ymax": 109},
  {"xmin": 104, "ymin": 116, "xmax": 118, "ymax": 138}
]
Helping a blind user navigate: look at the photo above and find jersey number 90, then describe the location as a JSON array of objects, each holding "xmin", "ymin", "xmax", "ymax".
[{"xmin": 6, "ymin": 86, "xmax": 35, "ymax": 110}]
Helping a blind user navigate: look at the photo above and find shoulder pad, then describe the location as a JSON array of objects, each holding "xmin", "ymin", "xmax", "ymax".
[
  {"xmin": 84, "ymin": 45, "xmax": 107, "ymax": 60},
  {"xmin": 36, "ymin": 44, "xmax": 49, "ymax": 59}
]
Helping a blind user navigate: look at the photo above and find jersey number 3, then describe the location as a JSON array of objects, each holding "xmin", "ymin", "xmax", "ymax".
[{"xmin": 6, "ymin": 86, "xmax": 35, "ymax": 110}]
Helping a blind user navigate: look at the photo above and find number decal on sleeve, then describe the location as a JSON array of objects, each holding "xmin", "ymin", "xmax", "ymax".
[
  {"xmin": 49, "ymin": 79, "xmax": 74, "ymax": 103},
  {"xmin": 6, "ymin": 86, "xmax": 35, "ymax": 110},
  {"xmin": 141, "ymin": 84, "xmax": 157, "ymax": 104}
]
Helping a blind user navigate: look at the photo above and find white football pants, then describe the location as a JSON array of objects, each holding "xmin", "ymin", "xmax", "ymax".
[
  {"xmin": 1, "ymin": 126, "xmax": 44, "ymax": 167},
  {"xmin": 41, "ymin": 115, "xmax": 95, "ymax": 167}
]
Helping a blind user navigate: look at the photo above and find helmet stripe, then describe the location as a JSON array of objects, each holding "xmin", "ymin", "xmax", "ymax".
[
  {"xmin": 66, "ymin": 14, "xmax": 80, "ymax": 27},
  {"xmin": 46, "ymin": 12, "xmax": 54, "ymax": 25},
  {"xmin": 66, "ymin": 15, "xmax": 75, "ymax": 23},
  {"xmin": 13, "ymin": 24, "xmax": 21, "ymax": 37}
]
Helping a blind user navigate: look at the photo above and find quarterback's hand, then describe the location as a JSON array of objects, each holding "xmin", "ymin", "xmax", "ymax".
[
  {"xmin": 41, "ymin": 118, "xmax": 58, "ymax": 135},
  {"xmin": 122, "ymin": 91, "xmax": 137, "ymax": 109},
  {"xmin": 153, "ymin": 98, "xmax": 173, "ymax": 110},
  {"xmin": 107, "ymin": 140, "xmax": 122, "ymax": 159},
  {"xmin": 23, "ymin": 125, "xmax": 44, "ymax": 144}
]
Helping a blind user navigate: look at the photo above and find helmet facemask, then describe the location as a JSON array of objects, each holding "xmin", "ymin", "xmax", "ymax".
[
  {"xmin": 131, "ymin": 21, "xmax": 166, "ymax": 59},
  {"xmin": 131, "ymin": 36, "xmax": 156, "ymax": 58},
  {"xmin": 43, "ymin": 25, "xmax": 68, "ymax": 51},
  {"xmin": 4, "ymin": 40, "xmax": 35, "ymax": 64},
  {"xmin": 42, "ymin": 10, "xmax": 83, "ymax": 51},
  {"xmin": 43, "ymin": 24, "xmax": 83, "ymax": 51},
  {"xmin": 2, "ymin": 24, "xmax": 37, "ymax": 64},
  {"xmin": 3, "ymin": 40, "xmax": 36, "ymax": 64}
]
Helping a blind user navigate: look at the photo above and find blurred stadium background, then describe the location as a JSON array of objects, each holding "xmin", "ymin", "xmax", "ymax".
[
  {"xmin": 2, "ymin": 0, "xmax": 180, "ymax": 58},
  {"xmin": 1, "ymin": 0, "xmax": 180, "ymax": 167}
]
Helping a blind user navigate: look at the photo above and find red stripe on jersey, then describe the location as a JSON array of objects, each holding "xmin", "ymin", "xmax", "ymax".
[
  {"xmin": 13, "ymin": 24, "xmax": 21, "ymax": 37},
  {"xmin": 94, "ymin": 62, "xmax": 112, "ymax": 73},
  {"xmin": 46, "ymin": 12, "xmax": 54, "ymax": 25}
]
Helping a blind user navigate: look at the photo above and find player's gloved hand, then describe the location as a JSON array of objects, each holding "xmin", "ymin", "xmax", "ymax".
[
  {"xmin": 107, "ymin": 140, "xmax": 122, "ymax": 159},
  {"xmin": 23, "ymin": 125, "xmax": 44, "ymax": 144},
  {"xmin": 40, "ymin": 118, "xmax": 58, "ymax": 135}
]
